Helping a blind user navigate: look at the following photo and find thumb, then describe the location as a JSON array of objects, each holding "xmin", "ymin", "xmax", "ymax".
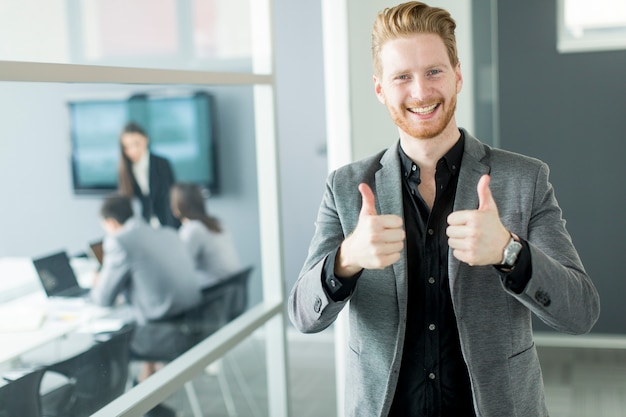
[
  {"xmin": 477, "ymin": 174, "xmax": 496, "ymax": 211},
  {"xmin": 358, "ymin": 183, "xmax": 378, "ymax": 216}
]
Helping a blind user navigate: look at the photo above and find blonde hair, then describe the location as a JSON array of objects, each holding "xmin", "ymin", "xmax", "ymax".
[{"xmin": 372, "ymin": 1, "xmax": 458, "ymax": 76}]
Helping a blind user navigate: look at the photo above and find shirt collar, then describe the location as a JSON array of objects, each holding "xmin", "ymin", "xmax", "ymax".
[{"xmin": 398, "ymin": 130, "xmax": 465, "ymax": 180}]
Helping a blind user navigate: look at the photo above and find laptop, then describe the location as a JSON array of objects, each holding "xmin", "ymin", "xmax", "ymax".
[
  {"xmin": 32, "ymin": 250, "xmax": 90, "ymax": 298},
  {"xmin": 88, "ymin": 240, "xmax": 104, "ymax": 266}
]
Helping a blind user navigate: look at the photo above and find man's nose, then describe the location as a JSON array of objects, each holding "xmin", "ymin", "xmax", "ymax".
[{"xmin": 410, "ymin": 77, "xmax": 431, "ymax": 100}]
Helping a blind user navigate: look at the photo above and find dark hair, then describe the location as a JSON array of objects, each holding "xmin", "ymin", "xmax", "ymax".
[
  {"xmin": 100, "ymin": 194, "xmax": 134, "ymax": 224},
  {"xmin": 170, "ymin": 182, "xmax": 222, "ymax": 233},
  {"xmin": 118, "ymin": 121, "xmax": 149, "ymax": 197},
  {"xmin": 372, "ymin": 1, "xmax": 458, "ymax": 77}
]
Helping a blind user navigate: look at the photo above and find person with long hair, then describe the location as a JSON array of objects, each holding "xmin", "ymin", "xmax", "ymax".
[
  {"xmin": 170, "ymin": 182, "xmax": 241, "ymax": 287},
  {"xmin": 118, "ymin": 121, "xmax": 180, "ymax": 229}
]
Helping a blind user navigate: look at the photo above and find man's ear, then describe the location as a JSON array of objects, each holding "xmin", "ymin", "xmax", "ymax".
[
  {"xmin": 373, "ymin": 74, "xmax": 386, "ymax": 104},
  {"xmin": 101, "ymin": 218, "xmax": 122, "ymax": 234}
]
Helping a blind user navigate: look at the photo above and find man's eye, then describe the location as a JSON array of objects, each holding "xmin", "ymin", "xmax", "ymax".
[
  {"xmin": 397, "ymin": 74, "xmax": 409, "ymax": 80},
  {"xmin": 427, "ymin": 69, "xmax": 441, "ymax": 76}
]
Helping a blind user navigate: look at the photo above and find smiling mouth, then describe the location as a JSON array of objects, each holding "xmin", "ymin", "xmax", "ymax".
[{"xmin": 408, "ymin": 103, "xmax": 439, "ymax": 115}]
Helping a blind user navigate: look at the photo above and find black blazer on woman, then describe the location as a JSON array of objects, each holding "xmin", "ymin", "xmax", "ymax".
[{"xmin": 131, "ymin": 153, "xmax": 180, "ymax": 228}]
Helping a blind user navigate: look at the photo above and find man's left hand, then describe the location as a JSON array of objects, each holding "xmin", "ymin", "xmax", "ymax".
[{"xmin": 446, "ymin": 174, "xmax": 510, "ymax": 266}]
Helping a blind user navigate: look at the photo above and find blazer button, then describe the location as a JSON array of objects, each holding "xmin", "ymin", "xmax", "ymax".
[
  {"xmin": 314, "ymin": 297, "xmax": 322, "ymax": 313},
  {"xmin": 534, "ymin": 290, "xmax": 551, "ymax": 307}
]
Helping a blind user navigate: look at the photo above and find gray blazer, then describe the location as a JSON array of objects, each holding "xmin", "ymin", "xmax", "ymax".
[
  {"xmin": 91, "ymin": 218, "xmax": 202, "ymax": 324},
  {"xmin": 288, "ymin": 130, "xmax": 600, "ymax": 417}
]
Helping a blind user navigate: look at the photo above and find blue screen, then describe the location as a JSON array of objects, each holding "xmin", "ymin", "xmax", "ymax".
[{"xmin": 69, "ymin": 92, "xmax": 217, "ymax": 194}]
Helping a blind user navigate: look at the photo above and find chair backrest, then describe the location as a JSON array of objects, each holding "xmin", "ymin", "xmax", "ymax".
[
  {"xmin": 43, "ymin": 323, "xmax": 136, "ymax": 417},
  {"xmin": 190, "ymin": 266, "xmax": 254, "ymax": 341},
  {"xmin": 0, "ymin": 367, "xmax": 45, "ymax": 417},
  {"xmin": 223, "ymin": 266, "xmax": 253, "ymax": 321},
  {"xmin": 131, "ymin": 266, "xmax": 254, "ymax": 361}
]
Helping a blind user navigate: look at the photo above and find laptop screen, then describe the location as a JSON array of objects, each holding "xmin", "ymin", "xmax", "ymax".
[{"xmin": 32, "ymin": 251, "xmax": 82, "ymax": 297}]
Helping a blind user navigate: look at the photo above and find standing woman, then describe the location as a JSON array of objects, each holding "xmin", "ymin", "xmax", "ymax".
[
  {"xmin": 118, "ymin": 121, "xmax": 181, "ymax": 229},
  {"xmin": 170, "ymin": 182, "xmax": 241, "ymax": 287}
]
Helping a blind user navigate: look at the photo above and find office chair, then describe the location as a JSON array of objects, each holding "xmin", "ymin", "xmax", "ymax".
[
  {"xmin": 31, "ymin": 323, "xmax": 136, "ymax": 417},
  {"xmin": 131, "ymin": 266, "xmax": 254, "ymax": 417},
  {"xmin": 0, "ymin": 367, "xmax": 46, "ymax": 417},
  {"xmin": 200, "ymin": 266, "xmax": 259, "ymax": 417},
  {"xmin": 222, "ymin": 266, "xmax": 253, "ymax": 321}
]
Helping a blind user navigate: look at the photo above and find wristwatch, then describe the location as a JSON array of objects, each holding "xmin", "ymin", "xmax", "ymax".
[{"xmin": 501, "ymin": 234, "xmax": 523, "ymax": 268}]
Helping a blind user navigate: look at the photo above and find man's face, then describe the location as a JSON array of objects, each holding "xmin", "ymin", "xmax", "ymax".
[{"xmin": 373, "ymin": 33, "xmax": 462, "ymax": 141}]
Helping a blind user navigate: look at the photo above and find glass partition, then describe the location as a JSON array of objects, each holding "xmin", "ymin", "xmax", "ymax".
[
  {"xmin": 0, "ymin": 81, "xmax": 261, "ymax": 264},
  {"xmin": 0, "ymin": 0, "xmax": 287, "ymax": 414},
  {"xmin": 152, "ymin": 330, "xmax": 270, "ymax": 416},
  {"xmin": 0, "ymin": 0, "xmax": 263, "ymax": 73},
  {"xmin": 0, "ymin": 79, "xmax": 279, "ymax": 416}
]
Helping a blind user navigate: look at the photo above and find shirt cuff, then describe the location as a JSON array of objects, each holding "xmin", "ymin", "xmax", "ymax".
[
  {"xmin": 322, "ymin": 248, "xmax": 361, "ymax": 301},
  {"xmin": 495, "ymin": 238, "xmax": 532, "ymax": 294}
]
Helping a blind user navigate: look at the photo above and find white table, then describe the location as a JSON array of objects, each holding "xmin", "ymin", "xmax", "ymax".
[
  {"xmin": 0, "ymin": 257, "xmax": 126, "ymax": 368},
  {"xmin": 0, "ymin": 292, "xmax": 116, "ymax": 367}
]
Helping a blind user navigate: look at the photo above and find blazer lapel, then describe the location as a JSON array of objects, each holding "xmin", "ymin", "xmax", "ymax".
[
  {"xmin": 449, "ymin": 132, "xmax": 491, "ymax": 286},
  {"xmin": 375, "ymin": 143, "xmax": 408, "ymax": 308}
]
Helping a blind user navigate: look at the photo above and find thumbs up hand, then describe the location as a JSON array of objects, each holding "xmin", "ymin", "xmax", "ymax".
[
  {"xmin": 335, "ymin": 183, "xmax": 405, "ymax": 277},
  {"xmin": 446, "ymin": 175, "xmax": 510, "ymax": 265}
]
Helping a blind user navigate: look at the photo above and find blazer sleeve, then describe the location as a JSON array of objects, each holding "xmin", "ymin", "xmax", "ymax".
[
  {"xmin": 288, "ymin": 170, "xmax": 353, "ymax": 333},
  {"xmin": 508, "ymin": 162, "xmax": 600, "ymax": 334},
  {"xmin": 90, "ymin": 236, "xmax": 131, "ymax": 307}
]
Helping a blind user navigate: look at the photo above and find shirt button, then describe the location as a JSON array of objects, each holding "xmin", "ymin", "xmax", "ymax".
[
  {"xmin": 428, "ymin": 277, "xmax": 435, "ymax": 284},
  {"xmin": 428, "ymin": 324, "xmax": 436, "ymax": 331},
  {"xmin": 428, "ymin": 373, "xmax": 436, "ymax": 380},
  {"xmin": 427, "ymin": 229, "xmax": 434, "ymax": 235},
  {"xmin": 412, "ymin": 164, "xmax": 417, "ymax": 171},
  {"xmin": 329, "ymin": 279, "xmax": 337, "ymax": 288}
]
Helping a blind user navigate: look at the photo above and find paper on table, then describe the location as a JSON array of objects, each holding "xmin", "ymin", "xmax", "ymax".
[
  {"xmin": 0, "ymin": 308, "xmax": 46, "ymax": 332},
  {"xmin": 77, "ymin": 318, "xmax": 126, "ymax": 334}
]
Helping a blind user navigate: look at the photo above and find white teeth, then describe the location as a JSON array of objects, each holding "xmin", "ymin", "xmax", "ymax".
[{"xmin": 409, "ymin": 103, "xmax": 438, "ymax": 115}]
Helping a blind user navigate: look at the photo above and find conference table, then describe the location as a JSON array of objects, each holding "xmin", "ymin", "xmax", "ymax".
[
  {"xmin": 0, "ymin": 255, "xmax": 141, "ymax": 417},
  {"xmin": 0, "ymin": 256, "xmax": 131, "ymax": 369}
]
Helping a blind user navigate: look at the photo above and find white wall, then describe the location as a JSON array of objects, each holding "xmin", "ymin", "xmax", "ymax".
[{"xmin": 273, "ymin": 0, "xmax": 329, "ymax": 302}]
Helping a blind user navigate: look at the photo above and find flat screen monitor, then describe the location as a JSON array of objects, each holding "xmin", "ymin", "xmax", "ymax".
[{"xmin": 69, "ymin": 91, "xmax": 218, "ymax": 194}]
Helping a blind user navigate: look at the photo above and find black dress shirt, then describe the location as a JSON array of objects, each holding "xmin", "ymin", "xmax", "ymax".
[
  {"xmin": 321, "ymin": 131, "xmax": 532, "ymax": 417},
  {"xmin": 389, "ymin": 135, "xmax": 474, "ymax": 416}
]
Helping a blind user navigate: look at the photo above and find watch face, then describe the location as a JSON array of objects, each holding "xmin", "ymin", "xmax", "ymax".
[{"xmin": 504, "ymin": 240, "xmax": 523, "ymax": 266}]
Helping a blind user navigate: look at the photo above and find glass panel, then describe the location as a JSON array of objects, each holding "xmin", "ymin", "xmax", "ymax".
[
  {"xmin": 0, "ymin": 79, "xmax": 264, "ymax": 412},
  {"xmin": 0, "ymin": 81, "xmax": 261, "ymax": 263},
  {"xmin": 157, "ymin": 332, "xmax": 270, "ymax": 416},
  {"xmin": 0, "ymin": 0, "xmax": 260, "ymax": 73},
  {"xmin": 558, "ymin": 0, "xmax": 626, "ymax": 53}
]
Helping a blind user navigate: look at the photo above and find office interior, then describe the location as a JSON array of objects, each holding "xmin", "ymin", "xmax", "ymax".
[{"xmin": 0, "ymin": 0, "xmax": 624, "ymax": 416}]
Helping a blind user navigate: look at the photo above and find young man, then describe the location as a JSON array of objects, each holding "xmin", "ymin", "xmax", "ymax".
[
  {"xmin": 288, "ymin": 2, "xmax": 600, "ymax": 417},
  {"xmin": 90, "ymin": 194, "xmax": 202, "ymax": 385}
]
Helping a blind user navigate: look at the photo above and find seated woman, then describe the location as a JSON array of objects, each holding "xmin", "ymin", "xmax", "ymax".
[{"xmin": 170, "ymin": 182, "xmax": 241, "ymax": 288}]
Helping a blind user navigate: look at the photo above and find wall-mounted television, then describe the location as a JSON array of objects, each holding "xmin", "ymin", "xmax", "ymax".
[{"xmin": 68, "ymin": 90, "xmax": 218, "ymax": 195}]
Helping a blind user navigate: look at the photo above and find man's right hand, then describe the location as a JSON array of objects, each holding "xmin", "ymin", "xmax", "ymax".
[{"xmin": 334, "ymin": 183, "xmax": 405, "ymax": 277}]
